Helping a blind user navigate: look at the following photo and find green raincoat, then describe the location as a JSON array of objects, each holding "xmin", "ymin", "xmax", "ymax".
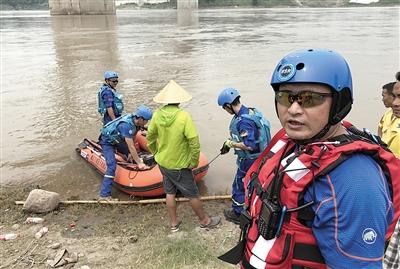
[{"xmin": 147, "ymin": 105, "xmax": 200, "ymax": 170}]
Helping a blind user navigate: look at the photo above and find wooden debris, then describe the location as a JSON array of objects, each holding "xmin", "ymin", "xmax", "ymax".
[{"xmin": 15, "ymin": 195, "xmax": 232, "ymax": 206}]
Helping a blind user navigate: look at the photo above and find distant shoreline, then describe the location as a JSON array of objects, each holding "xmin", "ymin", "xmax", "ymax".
[{"xmin": 1, "ymin": 0, "xmax": 399, "ymax": 11}]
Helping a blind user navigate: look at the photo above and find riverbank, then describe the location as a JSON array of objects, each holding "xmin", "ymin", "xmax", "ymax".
[{"xmin": 0, "ymin": 187, "xmax": 238, "ymax": 268}]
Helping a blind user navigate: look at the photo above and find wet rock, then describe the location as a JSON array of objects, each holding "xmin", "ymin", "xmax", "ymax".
[{"xmin": 23, "ymin": 189, "xmax": 60, "ymax": 213}]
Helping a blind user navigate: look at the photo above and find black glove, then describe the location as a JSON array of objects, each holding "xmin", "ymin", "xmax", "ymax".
[{"xmin": 220, "ymin": 141, "xmax": 231, "ymax": 155}]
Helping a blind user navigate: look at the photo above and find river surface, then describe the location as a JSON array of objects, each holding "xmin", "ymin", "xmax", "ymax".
[{"xmin": 1, "ymin": 7, "xmax": 399, "ymax": 199}]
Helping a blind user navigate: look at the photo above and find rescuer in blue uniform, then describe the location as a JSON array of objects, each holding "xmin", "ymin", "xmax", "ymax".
[
  {"xmin": 217, "ymin": 88, "xmax": 271, "ymax": 224},
  {"xmin": 98, "ymin": 71, "xmax": 124, "ymax": 125},
  {"xmin": 221, "ymin": 49, "xmax": 398, "ymax": 269},
  {"xmin": 98, "ymin": 105, "xmax": 152, "ymax": 200}
]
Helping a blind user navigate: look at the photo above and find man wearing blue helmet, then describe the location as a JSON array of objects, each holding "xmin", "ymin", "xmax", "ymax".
[
  {"xmin": 217, "ymin": 88, "xmax": 271, "ymax": 225},
  {"xmin": 98, "ymin": 105, "xmax": 152, "ymax": 200},
  {"xmin": 219, "ymin": 49, "xmax": 399, "ymax": 269},
  {"xmin": 98, "ymin": 70, "xmax": 124, "ymax": 125}
]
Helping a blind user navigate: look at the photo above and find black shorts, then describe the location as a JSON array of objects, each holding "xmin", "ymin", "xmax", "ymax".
[{"xmin": 159, "ymin": 166, "xmax": 200, "ymax": 198}]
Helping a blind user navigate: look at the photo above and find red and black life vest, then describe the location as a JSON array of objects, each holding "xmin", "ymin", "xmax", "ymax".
[{"xmin": 239, "ymin": 125, "xmax": 400, "ymax": 269}]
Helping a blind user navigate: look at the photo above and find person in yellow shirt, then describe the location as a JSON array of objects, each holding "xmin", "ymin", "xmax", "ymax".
[
  {"xmin": 378, "ymin": 82, "xmax": 395, "ymax": 138},
  {"xmin": 379, "ymin": 82, "xmax": 400, "ymax": 157},
  {"xmin": 147, "ymin": 80, "xmax": 221, "ymax": 232}
]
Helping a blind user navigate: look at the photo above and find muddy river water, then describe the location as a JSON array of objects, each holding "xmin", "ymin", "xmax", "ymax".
[{"xmin": 1, "ymin": 7, "xmax": 399, "ymax": 199}]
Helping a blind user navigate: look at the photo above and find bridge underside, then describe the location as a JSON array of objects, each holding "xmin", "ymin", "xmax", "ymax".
[{"xmin": 49, "ymin": 0, "xmax": 198, "ymax": 15}]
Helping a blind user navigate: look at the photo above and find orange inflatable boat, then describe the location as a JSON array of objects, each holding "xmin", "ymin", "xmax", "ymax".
[{"xmin": 76, "ymin": 131, "xmax": 209, "ymax": 197}]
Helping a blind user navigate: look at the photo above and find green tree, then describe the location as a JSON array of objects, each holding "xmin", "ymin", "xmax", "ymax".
[{"xmin": 0, "ymin": 0, "xmax": 48, "ymax": 10}]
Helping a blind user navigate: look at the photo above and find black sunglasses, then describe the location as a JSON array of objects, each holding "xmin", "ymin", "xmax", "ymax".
[
  {"xmin": 275, "ymin": 90, "xmax": 332, "ymax": 108},
  {"xmin": 109, "ymin": 79, "xmax": 118, "ymax": 83}
]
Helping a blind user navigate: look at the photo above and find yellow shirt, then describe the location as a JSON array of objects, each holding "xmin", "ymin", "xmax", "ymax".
[{"xmin": 379, "ymin": 108, "xmax": 400, "ymax": 158}]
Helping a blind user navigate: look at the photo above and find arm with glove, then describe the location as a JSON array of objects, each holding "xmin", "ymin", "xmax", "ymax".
[{"xmin": 220, "ymin": 138, "xmax": 252, "ymax": 155}]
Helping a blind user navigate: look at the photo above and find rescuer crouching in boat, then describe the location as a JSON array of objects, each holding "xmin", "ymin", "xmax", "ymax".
[{"xmin": 98, "ymin": 105, "xmax": 153, "ymax": 200}]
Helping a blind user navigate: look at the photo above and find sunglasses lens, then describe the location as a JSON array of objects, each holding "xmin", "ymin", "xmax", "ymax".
[
  {"xmin": 303, "ymin": 92, "xmax": 327, "ymax": 107},
  {"xmin": 299, "ymin": 92, "xmax": 314, "ymax": 107},
  {"xmin": 275, "ymin": 92, "xmax": 291, "ymax": 107},
  {"xmin": 276, "ymin": 91, "xmax": 329, "ymax": 108}
]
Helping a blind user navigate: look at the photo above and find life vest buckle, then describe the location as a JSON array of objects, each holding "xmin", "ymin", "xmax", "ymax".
[{"xmin": 239, "ymin": 210, "xmax": 252, "ymax": 230}]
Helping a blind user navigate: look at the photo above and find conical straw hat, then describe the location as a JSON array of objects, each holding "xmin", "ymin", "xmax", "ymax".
[{"xmin": 153, "ymin": 80, "xmax": 192, "ymax": 104}]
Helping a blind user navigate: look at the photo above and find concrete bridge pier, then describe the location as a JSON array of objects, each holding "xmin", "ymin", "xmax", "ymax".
[
  {"xmin": 177, "ymin": 0, "xmax": 198, "ymax": 9},
  {"xmin": 49, "ymin": 0, "xmax": 116, "ymax": 15}
]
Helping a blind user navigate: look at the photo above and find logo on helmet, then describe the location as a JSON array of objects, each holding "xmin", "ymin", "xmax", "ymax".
[{"xmin": 278, "ymin": 64, "xmax": 296, "ymax": 82}]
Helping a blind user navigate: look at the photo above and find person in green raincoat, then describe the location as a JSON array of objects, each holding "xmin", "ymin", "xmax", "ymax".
[{"xmin": 147, "ymin": 80, "xmax": 220, "ymax": 232}]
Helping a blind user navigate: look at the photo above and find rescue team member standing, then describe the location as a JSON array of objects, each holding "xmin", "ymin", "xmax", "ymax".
[
  {"xmin": 147, "ymin": 80, "xmax": 220, "ymax": 232},
  {"xmin": 98, "ymin": 105, "xmax": 152, "ymax": 200},
  {"xmin": 217, "ymin": 88, "xmax": 271, "ymax": 224},
  {"xmin": 220, "ymin": 49, "xmax": 400, "ymax": 269},
  {"xmin": 98, "ymin": 71, "xmax": 124, "ymax": 125},
  {"xmin": 379, "ymin": 81, "xmax": 400, "ymax": 158}
]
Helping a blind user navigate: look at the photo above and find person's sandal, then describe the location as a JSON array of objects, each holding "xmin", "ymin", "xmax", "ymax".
[
  {"xmin": 200, "ymin": 216, "xmax": 221, "ymax": 230},
  {"xmin": 170, "ymin": 221, "xmax": 182, "ymax": 233}
]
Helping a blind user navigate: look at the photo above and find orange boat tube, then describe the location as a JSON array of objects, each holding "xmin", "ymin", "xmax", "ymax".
[{"xmin": 76, "ymin": 132, "xmax": 209, "ymax": 197}]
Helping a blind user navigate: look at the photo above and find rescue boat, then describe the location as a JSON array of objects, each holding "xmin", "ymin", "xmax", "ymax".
[{"xmin": 76, "ymin": 131, "xmax": 209, "ymax": 197}]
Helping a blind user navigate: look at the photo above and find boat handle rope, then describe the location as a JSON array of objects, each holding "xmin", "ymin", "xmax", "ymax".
[{"xmin": 192, "ymin": 152, "xmax": 222, "ymax": 174}]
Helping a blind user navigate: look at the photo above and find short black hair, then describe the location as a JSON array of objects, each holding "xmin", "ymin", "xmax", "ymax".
[
  {"xmin": 382, "ymin": 82, "xmax": 396, "ymax": 94},
  {"xmin": 396, "ymin": 71, "xmax": 400, "ymax": 82}
]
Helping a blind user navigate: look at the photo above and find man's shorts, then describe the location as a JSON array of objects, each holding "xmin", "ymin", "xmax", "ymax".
[{"xmin": 159, "ymin": 166, "xmax": 200, "ymax": 198}]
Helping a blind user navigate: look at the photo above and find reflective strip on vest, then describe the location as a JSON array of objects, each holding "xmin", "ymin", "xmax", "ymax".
[
  {"xmin": 249, "ymin": 237, "xmax": 276, "ymax": 268},
  {"xmin": 282, "ymin": 153, "xmax": 310, "ymax": 182}
]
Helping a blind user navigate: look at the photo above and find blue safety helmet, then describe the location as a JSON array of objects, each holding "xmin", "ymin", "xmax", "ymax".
[
  {"xmin": 104, "ymin": 71, "xmax": 118, "ymax": 80},
  {"xmin": 134, "ymin": 105, "xmax": 153, "ymax": 121},
  {"xmin": 217, "ymin": 88, "xmax": 240, "ymax": 107},
  {"xmin": 270, "ymin": 48, "xmax": 353, "ymax": 125}
]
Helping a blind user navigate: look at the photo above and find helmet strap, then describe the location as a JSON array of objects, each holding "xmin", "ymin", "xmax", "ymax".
[{"xmin": 224, "ymin": 104, "xmax": 236, "ymax": 115}]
